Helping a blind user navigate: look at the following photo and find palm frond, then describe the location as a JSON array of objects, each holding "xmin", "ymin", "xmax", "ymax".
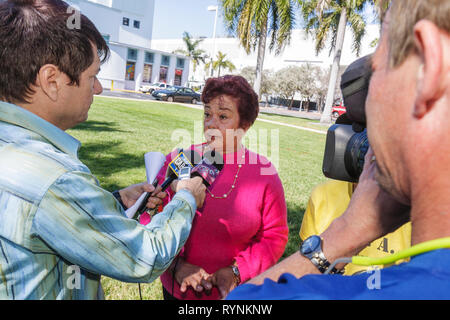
[
  {"xmin": 299, "ymin": 0, "xmax": 369, "ymax": 55},
  {"xmin": 271, "ymin": 0, "xmax": 295, "ymax": 54},
  {"xmin": 221, "ymin": 0, "xmax": 296, "ymax": 55},
  {"xmin": 348, "ymin": 10, "xmax": 366, "ymax": 56}
]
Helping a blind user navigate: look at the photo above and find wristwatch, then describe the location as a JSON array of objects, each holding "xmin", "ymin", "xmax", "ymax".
[
  {"xmin": 299, "ymin": 235, "xmax": 343, "ymax": 275},
  {"xmin": 112, "ymin": 190, "xmax": 126, "ymax": 210},
  {"xmin": 230, "ymin": 265, "xmax": 241, "ymax": 285}
]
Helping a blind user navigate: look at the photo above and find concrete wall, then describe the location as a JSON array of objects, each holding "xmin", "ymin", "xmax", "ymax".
[
  {"xmin": 66, "ymin": 0, "xmax": 189, "ymax": 91},
  {"xmin": 151, "ymin": 25, "xmax": 381, "ymax": 83}
]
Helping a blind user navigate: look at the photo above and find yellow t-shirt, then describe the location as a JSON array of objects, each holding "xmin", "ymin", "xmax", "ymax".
[{"xmin": 300, "ymin": 180, "xmax": 412, "ymax": 275}]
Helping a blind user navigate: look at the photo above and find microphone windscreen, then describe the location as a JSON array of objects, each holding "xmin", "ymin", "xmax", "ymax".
[
  {"xmin": 184, "ymin": 150, "xmax": 202, "ymax": 167},
  {"xmin": 203, "ymin": 150, "xmax": 224, "ymax": 170},
  {"xmin": 191, "ymin": 150, "xmax": 224, "ymax": 186}
]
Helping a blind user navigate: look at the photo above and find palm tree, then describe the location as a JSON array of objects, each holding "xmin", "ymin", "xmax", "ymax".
[
  {"xmin": 220, "ymin": 0, "xmax": 296, "ymax": 98},
  {"xmin": 205, "ymin": 51, "xmax": 236, "ymax": 77},
  {"xmin": 299, "ymin": 0, "xmax": 371, "ymax": 124},
  {"xmin": 173, "ymin": 31, "xmax": 208, "ymax": 80}
]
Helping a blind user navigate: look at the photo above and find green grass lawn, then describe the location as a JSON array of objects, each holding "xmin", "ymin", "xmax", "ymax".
[{"xmin": 67, "ymin": 96, "xmax": 329, "ymax": 300}]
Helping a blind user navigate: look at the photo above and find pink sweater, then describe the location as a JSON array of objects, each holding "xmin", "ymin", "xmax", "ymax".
[{"xmin": 140, "ymin": 144, "xmax": 288, "ymax": 300}]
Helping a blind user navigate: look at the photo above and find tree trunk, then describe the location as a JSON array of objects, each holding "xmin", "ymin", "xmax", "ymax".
[
  {"xmin": 209, "ymin": 58, "xmax": 214, "ymax": 78},
  {"xmin": 288, "ymin": 96, "xmax": 294, "ymax": 110},
  {"xmin": 320, "ymin": 9, "xmax": 347, "ymax": 124},
  {"xmin": 254, "ymin": 19, "xmax": 268, "ymax": 99}
]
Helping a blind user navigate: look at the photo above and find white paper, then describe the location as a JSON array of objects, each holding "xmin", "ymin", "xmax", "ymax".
[
  {"xmin": 125, "ymin": 152, "xmax": 166, "ymax": 219},
  {"xmin": 125, "ymin": 192, "xmax": 147, "ymax": 219},
  {"xmin": 144, "ymin": 152, "xmax": 166, "ymax": 184}
]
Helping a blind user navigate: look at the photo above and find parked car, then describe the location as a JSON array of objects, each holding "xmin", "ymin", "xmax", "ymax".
[
  {"xmin": 152, "ymin": 86, "xmax": 201, "ymax": 104},
  {"xmin": 331, "ymin": 103, "xmax": 346, "ymax": 118},
  {"xmin": 139, "ymin": 82, "xmax": 171, "ymax": 94}
]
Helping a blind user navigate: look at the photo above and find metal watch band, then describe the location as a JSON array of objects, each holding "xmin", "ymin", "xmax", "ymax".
[
  {"xmin": 231, "ymin": 265, "xmax": 241, "ymax": 284},
  {"xmin": 300, "ymin": 236, "xmax": 344, "ymax": 275},
  {"xmin": 310, "ymin": 251, "xmax": 343, "ymax": 274},
  {"xmin": 310, "ymin": 251, "xmax": 330, "ymax": 273}
]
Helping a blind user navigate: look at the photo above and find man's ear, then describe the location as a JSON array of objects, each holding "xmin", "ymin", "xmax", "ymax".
[
  {"xmin": 35, "ymin": 64, "xmax": 63, "ymax": 102},
  {"xmin": 413, "ymin": 20, "xmax": 444, "ymax": 118}
]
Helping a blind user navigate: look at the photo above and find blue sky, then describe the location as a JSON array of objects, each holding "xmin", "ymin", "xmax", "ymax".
[
  {"xmin": 151, "ymin": 0, "xmax": 306, "ymax": 39},
  {"xmin": 152, "ymin": 0, "xmax": 227, "ymax": 39},
  {"xmin": 151, "ymin": 0, "xmax": 377, "ymax": 40}
]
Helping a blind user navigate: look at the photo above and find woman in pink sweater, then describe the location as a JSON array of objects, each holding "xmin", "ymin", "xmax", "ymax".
[{"xmin": 140, "ymin": 75, "xmax": 288, "ymax": 300}]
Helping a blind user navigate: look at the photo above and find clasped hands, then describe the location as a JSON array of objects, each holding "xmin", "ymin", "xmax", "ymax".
[{"xmin": 173, "ymin": 258, "xmax": 239, "ymax": 299}]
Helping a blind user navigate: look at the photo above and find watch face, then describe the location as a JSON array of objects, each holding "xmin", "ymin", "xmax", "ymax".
[{"xmin": 301, "ymin": 236, "xmax": 321, "ymax": 255}]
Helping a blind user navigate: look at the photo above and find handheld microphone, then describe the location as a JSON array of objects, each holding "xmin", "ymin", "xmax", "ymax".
[
  {"xmin": 159, "ymin": 149, "xmax": 201, "ymax": 190},
  {"xmin": 136, "ymin": 150, "xmax": 223, "ymax": 220},
  {"xmin": 191, "ymin": 150, "xmax": 224, "ymax": 187},
  {"xmin": 135, "ymin": 149, "xmax": 202, "ymax": 218}
]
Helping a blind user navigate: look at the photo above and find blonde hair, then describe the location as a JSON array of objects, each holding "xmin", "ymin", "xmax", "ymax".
[{"xmin": 388, "ymin": 0, "xmax": 450, "ymax": 68}]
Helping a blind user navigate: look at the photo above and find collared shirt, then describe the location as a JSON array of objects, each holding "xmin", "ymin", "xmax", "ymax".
[
  {"xmin": 226, "ymin": 249, "xmax": 450, "ymax": 300},
  {"xmin": 0, "ymin": 101, "xmax": 197, "ymax": 300}
]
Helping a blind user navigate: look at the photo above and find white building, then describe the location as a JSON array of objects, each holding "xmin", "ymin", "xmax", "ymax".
[
  {"xmin": 151, "ymin": 25, "xmax": 380, "ymax": 84},
  {"xmin": 67, "ymin": 0, "xmax": 191, "ymax": 91}
]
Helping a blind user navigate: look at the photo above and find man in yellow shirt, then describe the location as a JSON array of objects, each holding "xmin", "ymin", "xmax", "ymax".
[{"xmin": 300, "ymin": 180, "xmax": 411, "ymax": 275}]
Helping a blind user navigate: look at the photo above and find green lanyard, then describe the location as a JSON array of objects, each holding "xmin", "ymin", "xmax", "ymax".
[{"xmin": 325, "ymin": 237, "xmax": 450, "ymax": 274}]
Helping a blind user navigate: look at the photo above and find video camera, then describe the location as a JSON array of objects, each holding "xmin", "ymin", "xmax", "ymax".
[{"xmin": 322, "ymin": 55, "xmax": 372, "ymax": 183}]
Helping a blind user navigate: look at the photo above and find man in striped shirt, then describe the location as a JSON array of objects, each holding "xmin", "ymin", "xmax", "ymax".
[{"xmin": 0, "ymin": 0, "xmax": 206, "ymax": 299}]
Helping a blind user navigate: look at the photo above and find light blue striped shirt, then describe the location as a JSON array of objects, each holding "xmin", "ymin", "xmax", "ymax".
[{"xmin": 0, "ymin": 101, "xmax": 196, "ymax": 299}]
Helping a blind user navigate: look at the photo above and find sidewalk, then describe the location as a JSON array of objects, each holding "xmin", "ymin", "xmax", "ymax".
[
  {"xmin": 100, "ymin": 89, "xmax": 324, "ymax": 121},
  {"xmin": 100, "ymin": 89, "xmax": 155, "ymax": 101},
  {"xmin": 259, "ymin": 106, "xmax": 322, "ymax": 121}
]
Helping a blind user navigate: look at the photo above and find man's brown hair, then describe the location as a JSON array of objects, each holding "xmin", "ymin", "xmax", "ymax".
[
  {"xmin": 0, "ymin": 0, "xmax": 110, "ymax": 104},
  {"xmin": 388, "ymin": 0, "xmax": 450, "ymax": 68}
]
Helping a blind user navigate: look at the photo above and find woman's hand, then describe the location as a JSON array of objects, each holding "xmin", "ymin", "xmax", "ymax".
[
  {"xmin": 212, "ymin": 266, "xmax": 239, "ymax": 299},
  {"xmin": 174, "ymin": 260, "xmax": 213, "ymax": 294},
  {"xmin": 119, "ymin": 182, "xmax": 166, "ymax": 209}
]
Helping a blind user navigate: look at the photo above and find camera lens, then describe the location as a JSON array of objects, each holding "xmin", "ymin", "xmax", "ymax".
[{"xmin": 344, "ymin": 129, "xmax": 369, "ymax": 181}]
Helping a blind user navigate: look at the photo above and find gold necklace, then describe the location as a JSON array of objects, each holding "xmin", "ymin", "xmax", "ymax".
[{"xmin": 206, "ymin": 151, "xmax": 245, "ymax": 199}]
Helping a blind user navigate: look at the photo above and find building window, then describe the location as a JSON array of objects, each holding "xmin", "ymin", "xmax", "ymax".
[
  {"xmin": 159, "ymin": 66, "xmax": 168, "ymax": 83},
  {"xmin": 174, "ymin": 69, "xmax": 183, "ymax": 86},
  {"xmin": 145, "ymin": 52, "xmax": 154, "ymax": 64},
  {"xmin": 143, "ymin": 53, "xmax": 154, "ymax": 83},
  {"xmin": 161, "ymin": 55, "xmax": 171, "ymax": 66},
  {"xmin": 133, "ymin": 20, "xmax": 140, "ymax": 29},
  {"xmin": 127, "ymin": 48, "xmax": 138, "ymax": 61},
  {"xmin": 176, "ymin": 58, "xmax": 185, "ymax": 69},
  {"xmin": 143, "ymin": 64, "xmax": 153, "ymax": 83},
  {"xmin": 126, "ymin": 48, "xmax": 138, "ymax": 81},
  {"xmin": 123, "ymin": 17, "xmax": 129, "ymax": 26},
  {"xmin": 125, "ymin": 62, "xmax": 136, "ymax": 81}
]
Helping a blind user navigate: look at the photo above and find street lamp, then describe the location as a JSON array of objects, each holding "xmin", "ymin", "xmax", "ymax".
[{"xmin": 207, "ymin": 5, "xmax": 218, "ymax": 77}]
